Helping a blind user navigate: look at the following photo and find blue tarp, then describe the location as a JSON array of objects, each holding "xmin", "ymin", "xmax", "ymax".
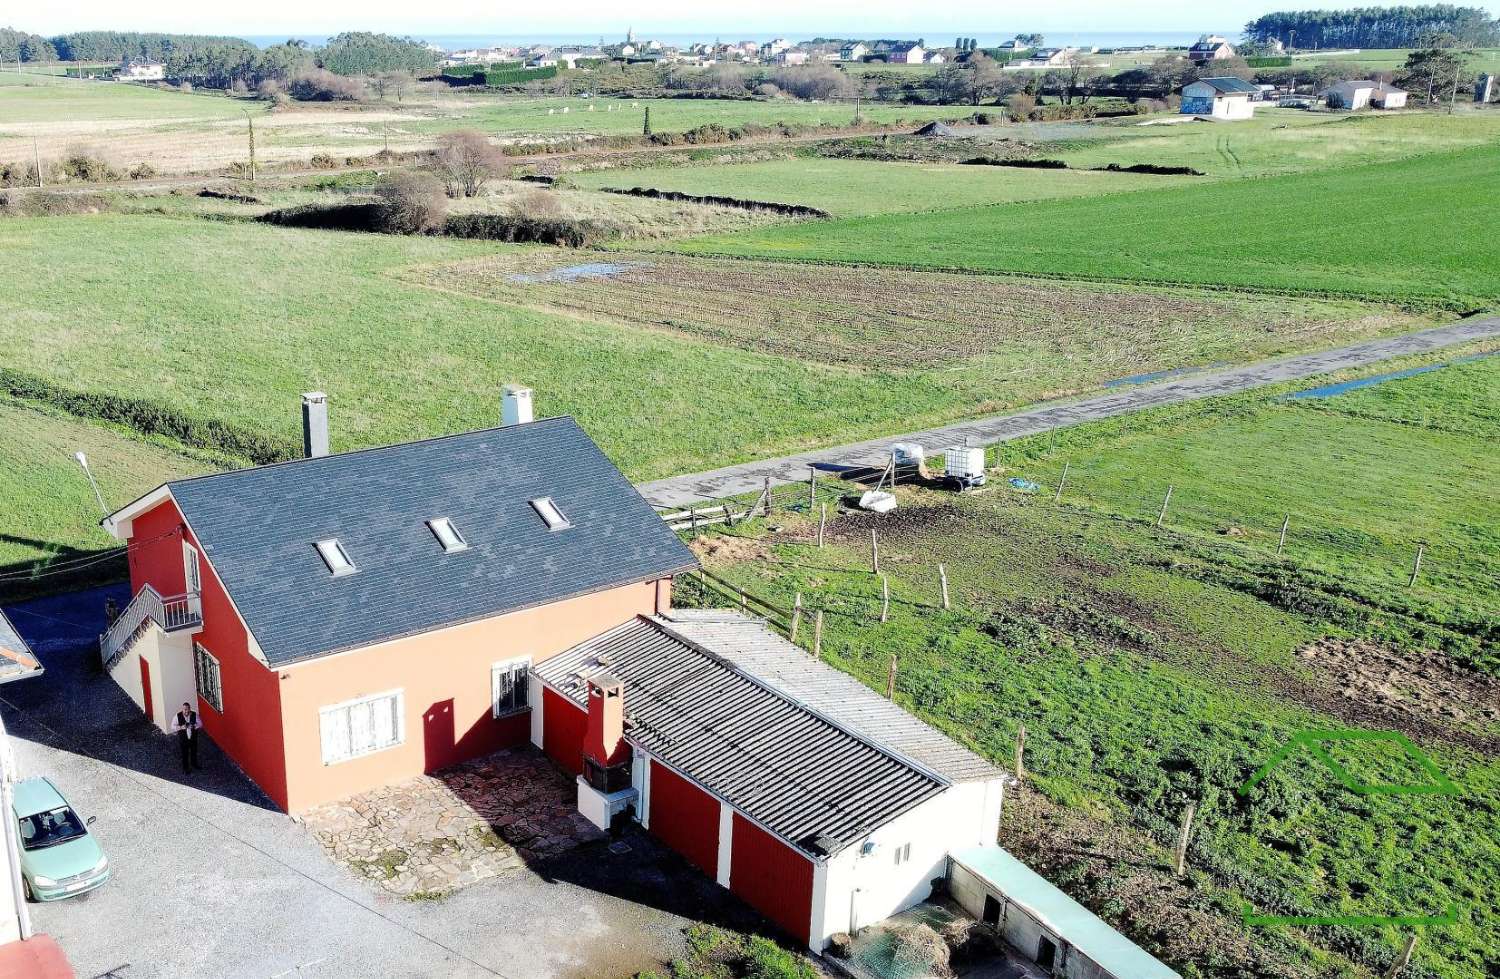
[{"xmin": 952, "ymin": 846, "xmax": 1181, "ymax": 979}]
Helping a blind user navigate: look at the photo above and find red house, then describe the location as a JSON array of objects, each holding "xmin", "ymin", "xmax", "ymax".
[{"xmin": 100, "ymin": 398, "xmax": 1007, "ymax": 950}]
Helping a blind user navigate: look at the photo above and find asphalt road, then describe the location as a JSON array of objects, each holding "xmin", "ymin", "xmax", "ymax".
[{"xmin": 636, "ymin": 317, "xmax": 1500, "ymax": 507}]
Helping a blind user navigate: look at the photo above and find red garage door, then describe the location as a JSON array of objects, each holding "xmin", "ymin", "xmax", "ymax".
[
  {"xmin": 647, "ymin": 762, "xmax": 720, "ymax": 878},
  {"xmin": 542, "ymin": 687, "xmax": 587, "ymax": 776},
  {"xmin": 730, "ymin": 813, "xmax": 814, "ymax": 946}
]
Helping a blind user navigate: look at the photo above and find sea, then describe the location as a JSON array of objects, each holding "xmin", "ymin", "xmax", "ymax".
[{"xmin": 241, "ymin": 30, "xmax": 1237, "ymax": 51}]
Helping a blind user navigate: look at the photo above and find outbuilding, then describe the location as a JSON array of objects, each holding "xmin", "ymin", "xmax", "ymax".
[
  {"xmin": 1325, "ymin": 80, "xmax": 1408, "ymax": 110},
  {"xmin": 1180, "ymin": 76, "xmax": 1258, "ymax": 119}
]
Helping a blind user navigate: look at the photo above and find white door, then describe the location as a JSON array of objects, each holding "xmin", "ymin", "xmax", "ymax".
[{"xmin": 182, "ymin": 542, "xmax": 203, "ymax": 616}]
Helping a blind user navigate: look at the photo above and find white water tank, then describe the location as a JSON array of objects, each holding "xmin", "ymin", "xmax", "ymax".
[
  {"xmin": 891, "ymin": 443, "xmax": 925, "ymax": 467},
  {"xmin": 945, "ymin": 446, "xmax": 986, "ymax": 485}
]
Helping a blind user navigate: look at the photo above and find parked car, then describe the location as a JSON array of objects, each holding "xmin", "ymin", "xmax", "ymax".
[{"xmin": 11, "ymin": 777, "xmax": 109, "ymax": 901}]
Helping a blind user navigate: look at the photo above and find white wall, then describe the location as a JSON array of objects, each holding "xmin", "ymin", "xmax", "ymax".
[
  {"xmin": 949, "ymin": 861, "xmax": 1116, "ymax": 979},
  {"xmin": 810, "ymin": 777, "xmax": 1004, "ymax": 949},
  {"xmin": 1215, "ymin": 97, "xmax": 1254, "ymax": 119}
]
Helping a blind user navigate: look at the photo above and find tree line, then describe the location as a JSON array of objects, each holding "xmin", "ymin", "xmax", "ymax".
[
  {"xmin": 0, "ymin": 27, "xmax": 437, "ymax": 89},
  {"xmin": 1244, "ymin": 5, "xmax": 1500, "ymax": 48}
]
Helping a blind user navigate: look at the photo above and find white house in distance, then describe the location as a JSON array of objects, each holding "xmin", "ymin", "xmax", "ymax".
[
  {"xmin": 840, "ymin": 41, "xmax": 870, "ymax": 61},
  {"xmin": 886, "ymin": 43, "xmax": 926, "ymax": 65},
  {"xmin": 113, "ymin": 60, "xmax": 164, "ymax": 82},
  {"xmin": 1180, "ymin": 76, "xmax": 1259, "ymax": 119},
  {"xmin": 1325, "ymin": 79, "xmax": 1409, "ymax": 109},
  {"xmin": 1188, "ymin": 34, "xmax": 1237, "ymax": 63}
]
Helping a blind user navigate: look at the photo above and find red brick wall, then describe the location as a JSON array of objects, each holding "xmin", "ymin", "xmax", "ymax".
[
  {"xmin": 730, "ymin": 813, "xmax": 814, "ymax": 946},
  {"xmin": 647, "ymin": 761, "xmax": 720, "ymax": 878},
  {"xmin": 542, "ymin": 687, "xmax": 587, "ymax": 776}
]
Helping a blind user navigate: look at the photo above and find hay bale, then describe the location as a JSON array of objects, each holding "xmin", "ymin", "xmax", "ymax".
[{"xmin": 887, "ymin": 922, "xmax": 952, "ymax": 977}]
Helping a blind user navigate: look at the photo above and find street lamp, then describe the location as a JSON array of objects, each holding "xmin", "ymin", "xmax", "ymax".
[{"xmin": 74, "ymin": 451, "xmax": 108, "ymax": 515}]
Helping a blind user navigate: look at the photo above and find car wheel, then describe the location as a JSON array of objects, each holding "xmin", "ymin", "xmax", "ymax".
[{"xmin": 22, "ymin": 880, "xmax": 32, "ymax": 902}]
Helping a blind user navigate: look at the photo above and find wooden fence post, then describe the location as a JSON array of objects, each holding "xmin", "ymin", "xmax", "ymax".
[
  {"xmin": 817, "ymin": 503, "xmax": 827, "ymax": 548},
  {"xmin": 871, "ymin": 528, "xmax": 880, "ymax": 575},
  {"xmin": 1014, "ymin": 725, "xmax": 1026, "ymax": 781},
  {"xmin": 880, "ymin": 575, "xmax": 890, "ymax": 623},
  {"xmin": 790, "ymin": 592, "xmax": 803, "ymax": 643},
  {"xmin": 1156, "ymin": 484, "xmax": 1174, "ymax": 528},
  {"xmin": 763, "ymin": 476, "xmax": 772, "ymax": 516},
  {"xmin": 939, "ymin": 564, "xmax": 950, "ymax": 610},
  {"xmin": 886, "ymin": 655, "xmax": 898, "ymax": 699},
  {"xmin": 690, "ymin": 506, "xmax": 698, "ymax": 535},
  {"xmin": 808, "ymin": 467, "xmax": 817, "ymax": 511},
  {"xmin": 1054, "ymin": 461, "xmax": 1069, "ymax": 504},
  {"xmin": 722, "ymin": 503, "xmax": 734, "ymax": 527},
  {"xmin": 812, "ymin": 610, "xmax": 824, "ymax": 659},
  {"xmin": 1175, "ymin": 801, "xmax": 1196, "ymax": 876},
  {"xmin": 1408, "ymin": 544, "xmax": 1425, "ymax": 587},
  {"xmin": 1277, "ymin": 514, "xmax": 1289, "ymax": 557},
  {"xmin": 1383, "ymin": 934, "xmax": 1418, "ymax": 979}
]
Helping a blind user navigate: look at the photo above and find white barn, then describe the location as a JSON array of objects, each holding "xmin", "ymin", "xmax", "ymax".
[{"xmin": 1325, "ymin": 80, "xmax": 1409, "ymax": 110}]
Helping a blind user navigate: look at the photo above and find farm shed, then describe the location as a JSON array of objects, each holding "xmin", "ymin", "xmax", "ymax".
[
  {"xmin": 1180, "ymin": 77, "xmax": 1258, "ymax": 119},
  {"xmin": 1325, "ymin": 80, "xmax": 1408, "ymax": 110},
  {"xmin": 534, "ymin": 611, "xmax": 1006, "ymax": 950},
  {"xmin": 949, "ymin": 846, "xmax": 1181, "ymax": 979}
]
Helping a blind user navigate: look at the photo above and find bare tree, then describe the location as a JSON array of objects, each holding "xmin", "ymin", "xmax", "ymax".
[
  {"xmin": 434, "ymin": 130, "xmax": 505, "ymax": 197},
  {"xmin": 375, "ymin": 171, "xmax": 448, "ymax": 233},
  {"xmin": 385, "ymin": 71, "xmax": 414, "ymax": 102}
]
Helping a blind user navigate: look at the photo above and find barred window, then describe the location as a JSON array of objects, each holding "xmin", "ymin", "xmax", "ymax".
[
  {"xmin": 193, "ymin": 642, "xmax": 223, "ymax": 713},
  {"xmin": 491, "ymin": 658, "xmax": 531, "ymax": 718}
]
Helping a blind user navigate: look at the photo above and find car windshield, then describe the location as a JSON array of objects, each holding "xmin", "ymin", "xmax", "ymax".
[{"xmin": 18, "ymin": 806, "xmax": 87, "ymax": 851}]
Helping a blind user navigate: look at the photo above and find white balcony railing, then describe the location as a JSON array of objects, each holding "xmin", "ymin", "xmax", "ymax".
[{"xmin": 99, "ymin": 584, "xmax": 202, "ymax": 671}]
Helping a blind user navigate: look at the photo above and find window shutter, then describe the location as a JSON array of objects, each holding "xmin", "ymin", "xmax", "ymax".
[
  {"xmin": 373, "ymin": 694, "xmax": 398, "ymax": 748},
  {"xmin": 320, "ymin": 708, "xmax": 350, "ymax": 764},
  {"xmin": 350, "ymin": 701, "xmax": 375, "ymax": 755}
]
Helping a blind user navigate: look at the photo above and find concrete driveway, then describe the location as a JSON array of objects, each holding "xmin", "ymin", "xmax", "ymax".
[{"xmin": 0, "ymin": 587, "xmax": 759, "ymax": 979}]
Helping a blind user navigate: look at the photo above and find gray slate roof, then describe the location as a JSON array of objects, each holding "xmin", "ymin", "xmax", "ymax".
[
  {"xmin": 536, "ymin": 615, "xmax": 948, "ymax": 856},
  {"xmin": 1194, "ymin": 76, "xmax": 1258, "ymax": 95},
  {"xmin": 167, "ymin": 417, "xmax": 697, "ymax": 666},
  {"xmin": 660, "ymin": 610, "xmax": 1003, "ymax": 783}
]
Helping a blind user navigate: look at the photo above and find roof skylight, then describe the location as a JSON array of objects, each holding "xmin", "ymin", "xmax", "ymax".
[
  {"xmin": 529, "ymin": 497, "xmax": 571, "ymax": 532},
  {"xmin": 427, "ymin": 517, "xmax": 469, "ymax": 553},
  {"xmin": 314, "ymin": 538, "xmax": 357, "ymax": 577}
]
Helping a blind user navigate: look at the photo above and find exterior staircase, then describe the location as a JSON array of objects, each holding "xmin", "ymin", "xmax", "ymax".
[{"xmin": 99, "ymin": 585, "xmax": 201, "ymax": 673}]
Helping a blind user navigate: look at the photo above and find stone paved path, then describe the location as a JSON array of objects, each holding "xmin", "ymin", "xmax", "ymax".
[
  {"xmin": 637, "ymin": 317, "xmax": 1500, "ymax": 507},
  {"xmin": 303, "ymin": 746, "xmax": 603, "ymax": 898}
]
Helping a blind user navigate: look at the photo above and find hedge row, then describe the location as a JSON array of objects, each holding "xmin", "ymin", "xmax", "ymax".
[
  {"xmin": 1246, "ymin": 56, "xmax": 1294, "ymax": 67},
  {"xmin": 602, "ymin": 186, "xmax": 830, "ymax": 218},
  {"xmin": 0, "ymin": 367, "xmax": 291, "ymax": 464},
  {"xmin": 443, "ymin": 213, "xmax": 612, "ymax": 246}
]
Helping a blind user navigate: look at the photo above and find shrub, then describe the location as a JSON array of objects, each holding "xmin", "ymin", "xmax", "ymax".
[
  {"xmin": 374, "ymin": 171, "xmax": 447, "ymax": 233},
  {"xmin": 0, "ymin": 162, "xmax": 40, "ymax": 188},
  {"xmin": 230, "ymin": 79, "xmax": 249, "ymax": 96},
  {"xmin": 756, "ymin": 82, "xmax": 780, "ymax": 97},
  {"xmin": 443, "ymin": 213, "xmax": 613, "ymax": 247},
  {"xmin": 257, "ymin": 78, "xmax": 289, "ymax": 104},
  {"xmin": 434, "ymin": 130, "xmax": 506, "ymax": 197},
  {"xmin": 128, "ymin": 162, "xmax": 156, "ymax": 180},
  {"xmin": 1006, "ymin": 93, "xmax": 1036, "ymax": 121},
  {"xmin": 288, "ymin": 68, "xmax": 366, "ymax": 102},
  {"xmin": 308, "ymin": 152, "xmax": 338, "ymax": 169},
  {"xmin": 58, "ymin": 148, "xmax": 118, "ymax": 183}
]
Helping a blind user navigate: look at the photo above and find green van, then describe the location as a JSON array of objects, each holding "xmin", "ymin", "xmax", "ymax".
[{"xmin": 11, "ymin": 777, "xmax": 109, "ymax": 901}]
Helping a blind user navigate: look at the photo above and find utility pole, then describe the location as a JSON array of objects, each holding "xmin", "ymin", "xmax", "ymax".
[
  {"xmin": 243, "ymin": 110, "xmax": 256, "ymax": 190},
  {"xmin": 1450, "ymin": 61, "xmax": 1461, "ymax": 114},
  {"xmin": 32, "ymin": 137, "xmax": 43, "ymax": 188}
]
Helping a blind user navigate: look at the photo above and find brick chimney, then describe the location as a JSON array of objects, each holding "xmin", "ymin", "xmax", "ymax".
[{"xmin": 584, "ymin": 676, "xmax": 630, "ymax": 768}]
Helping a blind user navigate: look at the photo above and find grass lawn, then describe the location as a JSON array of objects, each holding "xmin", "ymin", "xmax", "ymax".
[
  {"xmin": 566, "ymin": 157, "xmax": 1189, "ymax": 216},
  {"xmin": 1040, "ymin": 107, "xmax": 1500, "ymax": 178},
  {"xmin": 0, "ymin": 401, "xmax": 210, "ymax": 577},
  {"xmin": 0, "ymin": 72, "xmax": 249, "ymax": 123},
  {"xmin": 670, "ymin": 143, "xmax": 1500, "ymax": 309},
  {"xmin": 683, "ymin": 350, "xmax": 1499, "ymax": 978}
]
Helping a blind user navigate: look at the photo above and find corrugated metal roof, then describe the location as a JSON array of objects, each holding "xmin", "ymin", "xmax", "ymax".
[
  {"xmin": 536, "ymin": 616, "xmax": 947, "ymax": 857},
  {"xmin": 1194, "ymin": 76, "xmax": 1258, "ymax": 95},
  {"xmin": 165, "ymin": 417, "xmax": 698, "ymax": 666},
  {"xmin": 952, "ymin": 846, "xmax": 1181, "ymax": 978},
  {"xmin": 659, "ymin": 610, "xmax": 1003, "ymax": 783}
]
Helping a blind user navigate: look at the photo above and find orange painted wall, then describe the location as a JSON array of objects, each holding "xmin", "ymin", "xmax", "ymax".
[
  {"xmin": 275, "ymin": 579, "xmax": 664, "ymax": 813},
  {"xmin": 127, "ymin": 498, "xmax": 290, "ymax": 809}
]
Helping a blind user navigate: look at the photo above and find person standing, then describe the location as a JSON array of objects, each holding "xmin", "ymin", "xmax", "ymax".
[{"xmin": 172, "ymin": 702, "xmax": 202, "ymax": 773}]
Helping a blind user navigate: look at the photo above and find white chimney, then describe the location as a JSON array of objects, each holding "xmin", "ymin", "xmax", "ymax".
[
  {"xmin": 301, "ymin": 392, "xmax": 329, "ymax": 458},
  {"xmin": 502, "ymin": 385, "xmax": 534, "ymax": 426}
]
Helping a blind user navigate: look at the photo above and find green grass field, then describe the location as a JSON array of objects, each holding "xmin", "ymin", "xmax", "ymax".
[
  {"xmin": 0, "ymin": 71, "xmax": 249, "ymax": 123},
  {"xmin": 1040, "ymin": 108, "xmax": 1500, "ymax": 178},
  {"xmin": 567, "ymin": 157, "xmax": 1188, "ymax": 216},
  {"xmin": 684, "ymin": 351, "xmax": 1499, "ymax": 978},
  {"xmin": 0, "ymin": 401, "xmax": 209, "ymax": 574},
  {"xmin": 670, "ymin": 143, "xmax": 1500, "ymax": 308}
]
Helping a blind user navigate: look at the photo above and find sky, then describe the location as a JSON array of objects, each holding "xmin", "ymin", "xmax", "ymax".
[{"xmin": 30, "ymin": 1, "xmax": 1499, "ymax": 38}]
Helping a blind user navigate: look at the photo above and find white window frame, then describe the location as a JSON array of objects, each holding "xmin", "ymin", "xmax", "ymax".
[
  {"xmin": 528, "ymin": 497, "xmax": 571, "ymax": 532},
  {"xmin": 193, "ymin": 642, "xmax": 223, "ymax": 713},
  {"xmin": 426, "ymin": 517, "xmax": 469, "ymax": 554},
  {"xmin": 491, "ymin": 656, "xmax": 532, "ymax": 718},
  {"xmin": 314, "ymin": 538, "xmax": 357, "ymax": 577},
  {"xmin": 319, "ymin": 689, "xmax": 405, "ymax": 765},
  {"xmin": 182, "ymin": 541, "xmax": 202, "ymax": 595}
]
